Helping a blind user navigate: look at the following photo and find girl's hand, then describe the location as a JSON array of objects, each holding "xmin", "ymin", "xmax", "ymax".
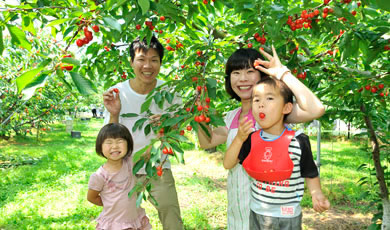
[
  {"xmin": 237, "ymin": 117, "xmax": 253, "ymax": 142},
  {"xmin": 255, "ymin": 45, "xmax": 291, "ymax": 80}
]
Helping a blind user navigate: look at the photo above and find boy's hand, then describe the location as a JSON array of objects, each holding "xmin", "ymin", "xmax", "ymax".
[
  {"xmin": 312, "ymin": 192, "xmax": 330, "ymax": 213},
  {"xmin": 237, "ymin": 117, "xmax": 253, "ymax": 142}
]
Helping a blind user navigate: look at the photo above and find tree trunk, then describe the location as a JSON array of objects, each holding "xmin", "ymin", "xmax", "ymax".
[{"xmin": 360, "ymin": 105, "xmax": 390, "ymax": 229}]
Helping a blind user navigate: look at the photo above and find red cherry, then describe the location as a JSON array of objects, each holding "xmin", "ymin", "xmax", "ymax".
[
  {"xmin": 253, "ymin": 60, "xmax": 261, "ymax": 68},
  {"xmin": 92, "ymin": 25, "xmax": 100, "ymax": 32},
  {"xmin": 254, "ymin": 33, "xmax": 260, "ymax": 38},
  {"xmin": 145, "ymin": 21, "xmax": 152, "ymax": 26},
  {"xmin": 259, "ymin": 113, "xmax": 265, "ymax": 119},
  {"xmin": 197, "ymin": 86, "xmax": 202, "ymax": 92},
  {"xmin": 160, "ymin": 16, "xmax": 166, "ymax": 21},
  {"xmin": 365, "ymin": 85, "xmax": 371, "ymax": 91},
  {"xmin": 371, "ymin": 86, "xmax": 378, "ymax": 93},
  {"xmin": 378, "ymin": 84, "xmax": 384, "ymax": 89},
  {"xmin": 186, "ymin": 125, "xmax": 192, "ymax": 131},
  {"xmin": 64, "ymin": 66, "xmax": 73, "ymax": 71},
  {"xmin": 162, "ymin": 147, "xmax": 169, "ymax": 154},
  {"xmin": 358, "ymin": 87, "xmax": 363, "ymax": 93},
  {"xmin": 205, "ymin": 97, "xmax": 211, "ymax": 103},
  {"xmin": 198, "ymin": 115, "xmax": 205, "ymax": 122},
  {"xmin": 136, "ymin": 24, "xmax": 141, "ymax": 30},
  {"xmin": 351, "ymin": 11, "xmax": 357, "ymax": 16},
  {"xmin": 197, "ymin": 105, "xmax": 203, "ymax": 111},
  {"xmin": 205, "ymin": 117, "xmax": 210, "ymax": 123},
  {"xmin": 113, "ymin": 88, "xmax": 119, "ymax": 93},
  {"xmin": 63, "ymin": 54, "xmax": 72, "ymax": 58},
  {"xmin": 357, "ymin": 2, "xmax": 361, "ymax": 7},
  {"xmin": 157, "ymin": 170, "xmax": 163, "ymax": 176},
  {"xmin": 85, "ymin": 30, "xmax": 93, "ymax": 41},
  {"xmin": 324, "ymin": 0, "xmax": 330, "ymax": 4},
  {"xmin": 168, "ymin": 148, "xmax": 173, "ymax": 154},
  {"xmin": 248, "ymin": 43, "xmax": 253, "ymax": 48},
  {"xmin": 76, "ymin": 39, "xmax": 84, "ymax": 47},
  {"xmin": 83, "ymin": 37, "xmax": 90, "ymax": 44},
  {"xmin": 186, "ymin": 107, "xmax": 191, "ymax": 112},
  {"xmin": 380, "ymin": 92, "xmax": 384, "ymax": 97},
  {"xmin": 194, "ymin": 116, "xmax": 200, "ymax": 123},
  {"xmin": 179, "ymin": 130, "xmax": 185, "ymax": 135},
  {"xmin": 203, "ymin": 0, "xmax": 208, "ymax": 4},
  {"xmin": 196, "ymin": 50, "xmax": 202, "ymax": 56},
  {"xmin": 192, "ymin": 77, "xmax": 198, "ymax": 82}
]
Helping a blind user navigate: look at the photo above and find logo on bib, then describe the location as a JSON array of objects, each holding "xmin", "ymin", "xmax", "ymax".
[{"xmin": 261, "ymin": 147, "xmax": 273, "ymax": 163}]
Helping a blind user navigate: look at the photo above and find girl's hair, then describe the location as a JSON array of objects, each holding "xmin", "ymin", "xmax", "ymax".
[
  {"xmin": 129, "ymin": 35, "xmax": 164, "ymax": 63},
  {"xmin": 225, "ymin": 48, "xmax": 264, "ymax": 101},
  {"xmin": 95, "ymin": 123, "xmax": 134, "ymax": 158}
]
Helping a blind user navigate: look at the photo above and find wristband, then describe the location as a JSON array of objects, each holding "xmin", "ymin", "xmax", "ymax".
[{"xmin": 276, "ymin": 66, "xmax": 290, "ymax": 80}]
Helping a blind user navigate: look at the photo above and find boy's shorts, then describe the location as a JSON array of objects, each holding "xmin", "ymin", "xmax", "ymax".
[{"xmin": 250, "ymin": 210, "xmax": 302, "ymax": 230}]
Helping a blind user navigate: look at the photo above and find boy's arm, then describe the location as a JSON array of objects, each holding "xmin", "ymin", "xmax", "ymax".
[
  {"xmin": 223, "ymin": 117, "xmax": 253, "ymax": 169},
  {"xmin": 305, "ymin": 177, "xmax": 330, "ymax": 213}
]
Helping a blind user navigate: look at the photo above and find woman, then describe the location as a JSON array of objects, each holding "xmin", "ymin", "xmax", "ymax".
[{"xmin": 197, "ymin": 46, "xmax": 324, "ymax": 230}]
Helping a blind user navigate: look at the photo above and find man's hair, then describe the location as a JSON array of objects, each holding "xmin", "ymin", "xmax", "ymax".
[
  {"xmin": 129, "ymin": 35, "xmax": 164, "ymax": 62},
  {"xmin": 95, "ymin": 123, "xmax": 134, "ymax": 159},
  {"xmin": 225, "ymin": 48, "xmax": 264, "ymax": 101}
]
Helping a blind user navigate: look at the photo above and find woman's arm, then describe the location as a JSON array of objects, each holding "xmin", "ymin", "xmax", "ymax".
[
  {"xmin": 282, "ymin": 72, "xmax": 325, "ymax": 123},
  {"xmin": 197, "ymin": 124, "xmax": 229, "ymax": 149},
  {"xmin": 87, "ymin": 189, "xmax": 103, "ymax": 206},
  {"xmin": 256, "ymin": 46, "xmax": 325, "ymax": 123}
]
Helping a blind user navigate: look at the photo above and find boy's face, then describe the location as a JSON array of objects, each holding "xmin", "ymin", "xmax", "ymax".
[
  {"xmin": 131, "ymin": 48, "xmax": 161, "ymax": 85},
  {"xmin": 252, "ymin": 83, "xmax": 292, "ymax": 132}
]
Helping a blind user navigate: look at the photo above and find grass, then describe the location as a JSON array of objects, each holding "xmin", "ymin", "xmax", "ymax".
[{"xmin": 0, "ymin": 119, "xmax": 376, "ymax": 229}]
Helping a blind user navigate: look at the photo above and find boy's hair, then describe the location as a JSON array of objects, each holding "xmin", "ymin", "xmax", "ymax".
[
  {"xmin": 129, "ymin": 35, "xmax": 164, "ymax": 63},
  {"xmin": 225, "ymin": 48, "xmax": 264, "ymax": 101},
  {"xmin": 95, "ymin": 123, "xmax": 134, "ymax": 159},
  {"xmin": 256, "ymin": 76, "xmax": 294, "ymax": 121}
]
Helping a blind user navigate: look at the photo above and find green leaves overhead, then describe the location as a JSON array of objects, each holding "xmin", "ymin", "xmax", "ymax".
[
  {"xmin": 16, "ymin": 59, "xmax": 51, "ymax": 94},
  {"xmin": 69, "ymin": 72, "xmax": 97, "ymax": 96},
  {"xmin": 6, "ymin": 24, "xmax": 31, "ymax": 51},
  {"xmin": 103, "ymin": 17, "xmax": 122, "ymax": 32},
  {"xmin": 138, "ymin": 0, "xmax": 150, "ymax": 15}
]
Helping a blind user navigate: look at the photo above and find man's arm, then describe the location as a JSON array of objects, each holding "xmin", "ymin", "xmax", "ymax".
[{"xmin": 197, "ymin": 124, "xmax": 228, "ymax": 149}]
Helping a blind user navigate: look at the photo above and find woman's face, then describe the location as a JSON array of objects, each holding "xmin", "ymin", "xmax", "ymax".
[{"xmin": 230, "ymin": 68, "xmax": 261, "ymax": 101}]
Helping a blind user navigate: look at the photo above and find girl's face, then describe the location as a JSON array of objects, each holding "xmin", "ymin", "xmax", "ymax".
[
  {"xmin": 230, "ymin": 68, "xmax": 261, "ymax": 101},
  {"xmin": 101, "ymin": 137, "xmax": 128, "ymax": 161}
]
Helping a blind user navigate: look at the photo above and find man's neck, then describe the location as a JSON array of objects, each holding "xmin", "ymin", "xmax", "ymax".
[{"xmin": 129, "ymin": 78, "xmax": 157, "ymax": 95}]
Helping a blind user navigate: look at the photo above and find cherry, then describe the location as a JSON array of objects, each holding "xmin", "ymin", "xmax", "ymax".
[
  {"xmin": 92, "ymin": 25, "xmax": 100, "ymax": 32},
  {"xmin": 85, "ymin": 30, "xmax": 93, "ymax": 41},
  {"xmin": 324, "ymin": 0, "xmax": 330, "ymax": 4},
  {"xmin": 113, "ymin": 88, "xmax": 119, "ymax": 93},
  {"xmin": 259, "ymin": 113, "xmax": 265, "ymax": 119},
  {"xmin": 380, "ymin": 92, "xmax": 384, "ymax": 97},
  {"xmin": 248, "ymin": 43, "xmax": 253, "ymax": 48},
  {"xmin": 104, "ymin": 46, "xmax": 110, "ymax": 51},
  {"xmin": 186, "ymin": 125, "xmax": 192, "ymax": 131},
  {"xmin": 194, "ymin": 116, "xmax": 200, "ymax": 123},
  {"xmin": 76, "ymin": 39, "xmax": 84, "ymax": 47},
  {"xmin": 205, "ymin": 117, "xmax": 210, "ymax": 123},
  {"xmin": 83, "ymin": 37, "xmax": 90, "ymax": 44},
  {"xmin": 198, "ymin": 115, "xmax": 205, "ymax": 122},
  {"xmin": 351, "ymin": 11, "xmax": 357, "ymax": 16},
  {"xmin": 63, "ymin": 66, "xmax": 73, "ymax": 71},
  {"xmin": 192, "ymin": 77, "xmax": 198, "ymax": 82},
  {"xmin": 186, "ymin": 107, "xmax": 191, "ymax": 112},
  {"xmin": 253, "ymin": 60, "xmax": 261, "ymax": 68},
  {"xmin": 205, "ymin": 97, "xmax": 211, "ymax": 103},
  {"xmin": 203, "ymin": 0, "xmax": 208, "ymax": 4},
  {"xmin": 196, "ymin": 50, "xmax": 202, "ymax": 56},
  {"xmin": 365, "ymin": 85, "xmax": 371, "ymax": 90},
  {"xmin": 197, "ymin": 105, "xmax": 203, "ymax": 111},
  {"xmin": 197, "ymin": 86, "xmax": 202, "ymax": 92},
  {"xmin": 378, "ymin": 84, "xmax": 384, "ymax": 89},
  {"xmin": 136, "ymin": 24, "xmax": 141, "ymax": 30},
  {"xmin": 168, "ymin": 148, "xmax": 173, "ymax": 154},
  {"xmin": 162, "ymin": 147, "xmax": 169, "ymax": 154},
  {"xmin": 160, "ymin": 16, "xmax": 166, "ymax": 21},
  {"xmin": 179, "ymin": 130, "xmax": 185, "ymax": 135},
  {"xmin": 358, "ymin": 87, "xmax": 363, "ymax": 93},
  {"xmin": 371, "ymin": 86, "xmax": 378, "ymax": 93},
  {"xmin": 145, "ymin": 21, "xmax": 152, "ymax": 26},
  {"xmin": 157, "ymin": 169, "xmax": 163, "ymax": 176}
]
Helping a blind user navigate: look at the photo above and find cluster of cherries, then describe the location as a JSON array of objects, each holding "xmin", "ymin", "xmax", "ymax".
[
  {"xmin": 358, "ymin": 83, "xmax": 388, "ymax": 97},
  {"xmin": 135, "ymin": 15, "xmax": 166, "ymax": 34},
  {"xmin": 75, "ymin": 24, "xmax": 100, "ymax": 47}
]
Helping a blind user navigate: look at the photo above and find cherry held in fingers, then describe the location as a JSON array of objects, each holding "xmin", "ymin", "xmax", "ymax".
[
  {"xmin": 259, "ymin": 113, "xmax": 265, "ymax": 119},
  {"xmin": 113, "ymin": 88, "xmax": 119, "ymax": 93}
]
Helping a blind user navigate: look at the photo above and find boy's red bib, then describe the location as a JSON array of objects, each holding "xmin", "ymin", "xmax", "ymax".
[{"xmin": 242, "ymin": 129, "xmax": 295, "ymax": 182}]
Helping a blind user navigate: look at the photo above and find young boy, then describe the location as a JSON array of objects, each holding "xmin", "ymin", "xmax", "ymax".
[{"xmin": 223, "ymin": 76, "xmax": 330, "ymax": 229}]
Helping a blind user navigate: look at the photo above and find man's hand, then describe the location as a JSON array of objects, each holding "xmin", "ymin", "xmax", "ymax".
[{"xmin": 103, "ymin": 88, "xmax": 121, "ymax": 116}]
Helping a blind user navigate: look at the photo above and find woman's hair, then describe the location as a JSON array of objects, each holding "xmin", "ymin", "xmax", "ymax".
[
  {"xmin": 225, "ymin": 48, "xmax": 264, "ymax": 101},
  {"xmin": 129, "ymin": 35, "xmax": 164, "ymax": 63},
  {"xmin": 95, "ymin": 123, "xmax": 134, "ymax": 159}
]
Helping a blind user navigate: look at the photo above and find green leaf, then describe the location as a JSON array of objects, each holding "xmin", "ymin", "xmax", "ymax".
[
  {"xmin": 121, "ymin": 113, "xmax": 139, "ymax": 118},
  {"xmin": 22, "ymin": 15, "xmax": 36, "ymax": 36},
  {"xmin": 138, "ymin": 0, "xmax": 150, "ymax": 15},
  {"xmin": 377, "ymin": 0, "xmax": 390, "ymax": 12},
  {"xmin": 132, "ymin": 118, "xmax": 148, "ymax": 132},
  {"xmin": 103, "ymin": 17, "xmax": 122, "ymax": 32},
  {"xmin": 141, "ymin": 97, "xmax": 153, "ymax": 113},
  {"xmin": 16, "ymin": 59, "xmax": 51, "ymax": 93},
  {"xmin": 6, "ymin": 24, "xmax": 32, "ymax": 51},
  {"xmin": 69, "ymin": 72, "xmax": 97, "ymax": 96},
  {"xmin": 0, "ymin": 27, "xmax": 3, "ymax": 55},
  {"xmin": 154, "ymin": 92, "xmax": 162, "ymax": 104},
  {"xmin": 136, "ymin": 191, "xmax": 144, "ymax": 207},
  {"xmin": 144, "ymin": 124, "xmax": 151, "ymax": 136},
  {"xmin": 62, "ymin": 57, "xmax": 80, "ymax": 66},
  {"xmin": 21, "ymin": 73, "xmax": 49, "ymax": 100},
  {"xmin": 211, "ymin": 115, "xmax": 226, "ymax": 127},
  {"xmin": 145, "ymin": 161, "xmax": 153, "ymax": 177},
  {"xmin": 164, "ymin": 115, "xmax": 185, "ymax": 127},
  {"xmin": 133, "ymin": 159, "xmax": 145, "ymax": 175},
  {"xmin": 46, "ymin": 18, "xmax": 73, "ymax": 27}
]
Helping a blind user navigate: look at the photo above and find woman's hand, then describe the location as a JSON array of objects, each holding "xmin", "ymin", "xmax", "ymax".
[
  {"xmin": 255, "ymin": 45, "xmax": 290, "ymax": 80},
  {"xmin": 236, "ymin": 117, "xmax": 253, "ymax": 142}
]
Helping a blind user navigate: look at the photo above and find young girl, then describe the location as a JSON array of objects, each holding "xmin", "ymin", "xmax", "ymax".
[{"xmin": 87, "ymin": 123, "xmax": 152, "ymax": 230}]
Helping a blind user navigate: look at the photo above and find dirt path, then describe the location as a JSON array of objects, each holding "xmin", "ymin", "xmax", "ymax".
[{"xmin": 302, "ymin": 207, "xmax": 372, "ymax": 230}]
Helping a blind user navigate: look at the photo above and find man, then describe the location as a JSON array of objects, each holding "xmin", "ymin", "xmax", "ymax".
[{"xmin": 102, "ymin": 36, "xmax": 183, "ymax": 230}]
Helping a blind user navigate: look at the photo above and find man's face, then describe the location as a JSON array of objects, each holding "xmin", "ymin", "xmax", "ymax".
[{"xmin": 131, "ymin": 48, "xmax": 161, "ymax": 84}]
